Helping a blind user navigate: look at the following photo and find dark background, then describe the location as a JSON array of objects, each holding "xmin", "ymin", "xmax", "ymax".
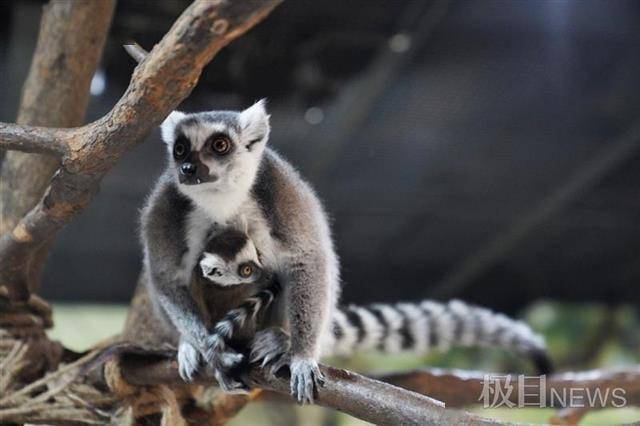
[{"xmin": 1, "ymin": 0, "xmax": 639, "ymax": 314}]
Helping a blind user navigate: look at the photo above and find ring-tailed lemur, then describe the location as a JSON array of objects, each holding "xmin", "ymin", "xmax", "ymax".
[
  {"xmin": 141, "ymin": 100, "xmax": 338, "ymax": 403},
  {"xmin": 181, "ymin": 230, "xmax": 551, "ymax": 387},
  {"xmin": 140, "ymin": 101, "xmax": 552, "ymax": 403}
]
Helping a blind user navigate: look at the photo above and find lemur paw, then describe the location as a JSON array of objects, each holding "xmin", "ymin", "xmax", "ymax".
[
  {"xmin": 202, "ymin": 334, "xmax": 244, "ymax": 369},
  {"xmin": 201, "ymin": 334, "xmax": 248, "ymax": 393},
  {"xmin": 290, "ymin": 357, "xmax": 325, "ymax": 404},
  {"xmin": 250, "ymin": 327, "xmax": 290, "ymax": 373},
  {"xmin": 177, "ymin": 339, "xmax": 202, "ymax": 382},
  {"xmin": 212, "ymin": 368, "xmax": 250, "ymax": 394}
]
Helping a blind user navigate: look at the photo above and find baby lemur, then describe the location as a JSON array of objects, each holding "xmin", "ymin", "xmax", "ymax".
[
  {"xmin": 180, "ymin": 224, "xmax": 551, "ymax": 394},
  {"xmin": 140, "ymin": 101, "xmax": 550, "ymax": 403}
]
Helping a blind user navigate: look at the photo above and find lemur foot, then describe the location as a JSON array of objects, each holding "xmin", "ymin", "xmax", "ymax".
[
  {"xmin": 202, "ymin": 334, "xmax": 244, "ymax": 368},
  {"xmin": 250, "ymin": 327, "xmax": 291, "ymax": 373},
  {"xmin": 290, "ymin": 357, "xmax": 325, "ymax": 404},
  {"xmin": 211, "ymin": 368, "xmax": 250, "ymax": 394},
  {"xmin": 202, "ymin": 334, "xmax": 248, "ymax": 393},
  {"xmin": 177, "ymin": 339, "xmax": 202, "ymax": 382},
  {"xmin": 249, "ymin": 328, "xmax": 323, "ymax": 403}
]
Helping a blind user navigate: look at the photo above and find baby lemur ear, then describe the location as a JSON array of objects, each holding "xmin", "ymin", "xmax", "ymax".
[
  {"xmin": 160, "ymin": 110, "xmax": 186, "ymax": 145},
  {"xmin": 239, "ymin": 99, "xmax": 270, "ymax": 150}
]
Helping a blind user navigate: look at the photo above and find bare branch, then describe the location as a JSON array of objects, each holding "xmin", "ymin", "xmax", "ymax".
[
  {"xmin": 0, "ymin": 123, "xmax": 70, "ymax": 156},
  {"xmin": 117, "ymin": 350, "xmax": 505, "ymax": 426},
  {"xmin": 123, "ymin": 43, "xmax": 148, "ymax": 64},
  {"xmin": 0, "ymin": 0, "xmax": 283, "ymax": 302},
  {"xmin": 0, "ymin": 0, "xmax": 115, "ymax": 234}
]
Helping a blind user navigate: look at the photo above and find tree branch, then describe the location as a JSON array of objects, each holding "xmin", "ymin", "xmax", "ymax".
[
  {"xmin": 116, "ymin": 350, "xmax": 505, "ymax": 426},
  {"xmin": 0, "ymin": 123, "xmax": 70, "ymax": 156},
  {"xmin": 0, "ymin": 0, "xmax": 283, "ymax": 302}
]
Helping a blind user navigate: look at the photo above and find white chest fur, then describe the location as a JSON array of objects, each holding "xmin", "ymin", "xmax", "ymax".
[{"xmin": 176, "ymin": 207, "xmax": 211, "ymax": 284}]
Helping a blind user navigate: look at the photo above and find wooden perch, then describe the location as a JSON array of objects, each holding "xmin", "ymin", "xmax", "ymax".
[
  {"xmin": 0, "ymin": 0, "xmax": 283, "ymax": 302},
  {"xmin": 113, "ymin": 347, "xmax": 640, "ymax": 424},
  {"xmin": 115, "ymin": 348, "xmax": 504, "ymax": 426}
]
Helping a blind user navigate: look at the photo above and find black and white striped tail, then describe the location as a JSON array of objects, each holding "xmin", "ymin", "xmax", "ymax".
[
  {"xmin": 325, "ymin": 300, "xmax": 552, "ymax": 374},
  {"xmin": 211, "ymin": 284, "xmax": 280, "ymax": 341}
]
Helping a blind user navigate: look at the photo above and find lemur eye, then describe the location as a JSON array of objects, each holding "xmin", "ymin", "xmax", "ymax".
[
  {"xmin": 211, "ymin": 136, "xmax": 231, "ymax": 155},
  {"xmin": 238, "ymin": 263, "xmax": 253, "ymax": 278},
  {"xmin": 173, "ymin": 137, "xmax": 189, "ymax": 160}
]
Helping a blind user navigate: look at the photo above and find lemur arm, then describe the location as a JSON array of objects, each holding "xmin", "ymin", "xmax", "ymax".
[
  {"xmin": 151, "ymin": 272, "xmax": 209, "ymax": 346},
  {"xmin": 280, "ymin": 255, "xmax": 330, "ymax": 403},
  {"xmin": 141, "ymin": 182, "xmax": 209, "ymax": 346},
  {"xmin": 284, "ymin": 258, "xmax": 330, "ymax": 360}
]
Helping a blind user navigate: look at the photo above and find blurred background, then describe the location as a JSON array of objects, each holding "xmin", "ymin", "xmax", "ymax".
[{"xmin": 1, "ymin": 0, "xmax": 639, "ymax": 423}]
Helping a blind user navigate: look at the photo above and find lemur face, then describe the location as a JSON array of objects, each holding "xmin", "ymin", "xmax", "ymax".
[
  {"xmin": 160, "ymin": 100, "xmax": 270, "ymax": 188},
  {"xmin": 199, "ymin": 228, "xmax": 264, "ymax": 287}
]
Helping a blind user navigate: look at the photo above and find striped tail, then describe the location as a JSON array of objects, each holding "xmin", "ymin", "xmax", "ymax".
[
  {"xmin": 324, "ymin": 299, "xmax": 552, "ymax": 374},
  {"xmin": 211, "ymin": 283, "xmax": 280, "ymax": 340}
]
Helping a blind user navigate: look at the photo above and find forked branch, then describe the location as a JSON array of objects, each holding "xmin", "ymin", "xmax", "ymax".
[{"xmin": 0, "ymin": 0, "xmax": 283, "ymax": 302}]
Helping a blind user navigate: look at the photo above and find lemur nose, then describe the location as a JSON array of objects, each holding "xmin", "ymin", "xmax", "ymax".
[{"xmin": 180, "ymin": 163, "xmax": 196, "ymax": 176}]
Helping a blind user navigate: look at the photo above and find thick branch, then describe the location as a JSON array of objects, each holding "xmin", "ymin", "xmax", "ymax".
[
  {"xmin": 0, "ymin": 0, "xmax": 115, "ymax": 234},
  {"xmin": 118, "ymin": 353, "xmax": 504, "ymax": 426},
  {"xmin": 0, "ymin": 0, "xmax": 115, "ymax": 300},
  {"xmin": 0, "ymin": 0, "xmax": 283, "ymax": 302},
  {"xmin": 0, "ymin": 123, "xmax": 69, "ymax": 156}
]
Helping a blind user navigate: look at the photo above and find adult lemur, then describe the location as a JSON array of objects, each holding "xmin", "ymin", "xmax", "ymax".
[
  {"xmin": 141, "ymin": 100, "xmax": 337, "ymax": 403},
  {"xmin": 140, "ymin": 101, "xmax": 550, "ymax": 403}
]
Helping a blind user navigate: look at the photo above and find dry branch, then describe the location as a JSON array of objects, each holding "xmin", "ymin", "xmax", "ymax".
[
  {"xmin": 0, "ymin": 0, "xmax": 116, "ymax": 297},
  {"xmin": 0, "ymin": 0, "xmax": 283, "ymax": 302},
  {"xmin": 116, "ymin": 348, "xmax": 504, "ymax": 426},
  {"xmin": 0, "ymin": 123, "xmax": 68, "ymax": 156}
]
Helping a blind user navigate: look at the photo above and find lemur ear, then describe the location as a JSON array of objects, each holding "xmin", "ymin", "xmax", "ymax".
[
  {"xmin": 160, "ymin": 111, "xmax": 186, "ymax": 144},
  {"xmin": 239, "ymin": 99, "xmax": 270, "ymax": 149}
]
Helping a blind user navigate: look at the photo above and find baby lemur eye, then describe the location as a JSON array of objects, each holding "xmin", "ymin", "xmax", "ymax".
[
  {"xmin": 210, "ymin": 136, "xmax": 231, "ymax": 155},
  {"xmin": 238, "ymin": 263, "xmax": 253, "ymax": 278},
  {"xmin": 173, "ymin": 137, "xmax": 189, "ymax": 160}
]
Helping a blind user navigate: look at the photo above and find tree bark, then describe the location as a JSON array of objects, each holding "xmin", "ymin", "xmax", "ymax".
[
  {"xmin": 0, "ymin": 0, "xmax": 284, "ymax": 302},
  {"xmin": 0, "ymin": 0, "xmax": 115, "ymax": 292}
]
